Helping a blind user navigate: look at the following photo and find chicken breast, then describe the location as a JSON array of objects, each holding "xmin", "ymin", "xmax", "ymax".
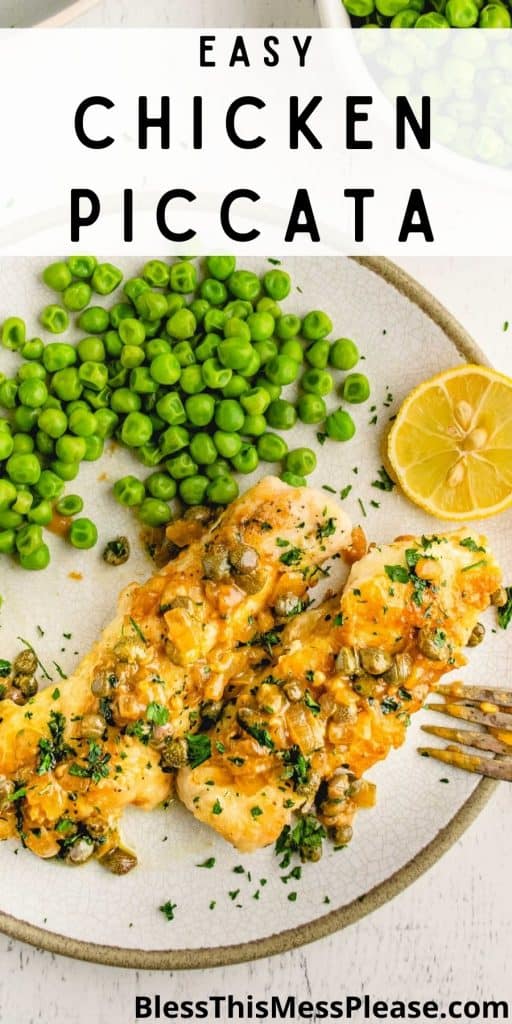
[
  {"xmin": 0, "ymin": 478, "xmax": 352, "ymax": 867},
  {"xmin": 177, "ymin": 529, "xmax": 501, "ymax": 854}
]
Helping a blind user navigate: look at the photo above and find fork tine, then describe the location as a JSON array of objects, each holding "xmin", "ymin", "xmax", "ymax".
[
  {"xmin": 421, "ymin": 724, "xmax": 512, "ymax": 755},
  {"xmin": 418, "ymin": 746, "xmax": 512, "ymax": 781},
  {"xmin": 424, "ymin": 701, "xmax": 512, "ymax": 731},
  {"xmin": 434, "ymin": 683, "xmax": 512, "ymax": 708}
]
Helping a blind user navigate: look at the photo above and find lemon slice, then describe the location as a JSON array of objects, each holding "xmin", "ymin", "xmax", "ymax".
[{"xmin": 387, "ymin": 364, "xmax": 512, "ymax": 520}]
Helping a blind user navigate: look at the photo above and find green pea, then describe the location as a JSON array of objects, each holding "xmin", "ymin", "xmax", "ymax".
[
  {"xmin": 35, "ymin": 470, "xmax": 64, "ymax": 500},
  {"xmin": 166, "ymin": 453, "xmax": 198, "ymax": 480},
  {"xmin": 0, "ymin": 380, "xmax": 18, "ymax": 408},
  {"xmin": 228, "ymin": 271, "xmax": 261, "ymax": 303},
  {"xmin": 63, "ymin": 283, "xmax": 92, "ymax": 312},
  {"xmin": 204, "ymin": 308, "xmax": 226, "ymax": 334},
  {"xmin": 69, "ymin": 517, "xmax": 98, "ymax": 549},
  {"xmin": 189, "ymin": 299, "xmax": 210, "ymax": 324},
  {"xmin": 12, "ymin": 489, "xmax": 33, "ymax": 515},
  {"xmin": 306, "ymin": 340, "xmax": 330, "ymax": 370},
  {"xmin": 55, "ymin": 435, "xmax": 87, "ymax": 464},
  {"xmin": 146, "ymin": 338, "xmax": 171, "ymax": 360},
  {"xmin": 195, "ymin": 335, "xmax": 219, "ymax": 362},
  {"xmin": 391, "ymin": 7, "xmax": 419, "ymax": 22},
  {"xmin": 7, "ymin": 452, "xmax": 41, "ymax": 485},
  {"xmin": 213, "ymin": 431, "xmax": 243, "ymax": 459},
  {"xmin": 143, "ymin": 259, "xmax": 170, "ymax": 287},
  {"xmin": 343, "ymin": 0, "xmax": 375, "ymax": 13},
  {"xmin": 172, "ymin": 341, "xmax": 195, "ymax": 367},
  {"xmin": 285, "ymin": 448, "xmax": 317, "ymax": 477},
  {"xmin": 343, "ymin": 372, "xmax": 370, "ymax": 404},
  {"xmin": 12, "ymin": 434, "xmax": 34, "ymax": 455},
  {"xmin": 43, "ymin": 261, "xmax": 73, "ymax": 292},
  {"xmin": 111, "ymin": 388, "xmax": 141, "ymax": 414},
  {"xmin": 156, "ymin": 393, "xmax": 186, "ymax": 425},
  {"xmin": 0, "ymin": 529, "xmax": 15, "ymax": 554},
  {"xmin": 231, "ymin": 444, "xmax": 259, "ymax": 475},
  {"xmin": 479, "ymin": 1, "xmax": 510, "ymax": 22},
  {"xmin": 120, "ymin": 346, "xmax": 145, "ymax": 370},
  {"xmin": 189, "ymin": 433, "xmax": 218, "ymax": 466},
  {"xmin": 68, "ymin": 408, "xmax": 98, "ymax": 437},
  {"xmin": 17, "ymin": 362, "xmax": 46, "ymax": 382},
  {"xmin": 224, "ymin": 300, "xmax": 253, "ymax": 321},
  {"xmin": 0, "ymin": 480, "xmax": 17, "ymax": 509},
  {"xmin": 165, "ymin": 294, "xmax": 186, "ymax": 317},
  {"xmin": 329, "ymin": 338, "xmax": 359, "ymax": 371},
  {"xmin": 67, "ymin": 255, "xmax": 97, "ymax": 279},
  {"xmin": 206, "ymin": 474, "xmax": 239, "ymax": 505},
  {"xmin": 247, "ymin": 311, "xmax": 275, "ymax": 342},
  {"xmin": 265, "ymin": 355, "xmax": 299, "ymax": 386},
  {"xmin": 55, "ymin": 494, "xmax": 84, "ymax": 517},
  {"xmin": 120, "ymin": 412, "xmax": 153, "ymax": 448},
  {"xmin": 238, "ymin": 348, "xmax": 261, "ymax": 378},
  {"xmin": 21, "ymin": 338, "xmax": 44, "ymax": 361},
  {"xmin": 17, "ymin": 378, "xmax": 48, "ymax": 408},
  {"xmin": 146, "ymin": 472, "xmax": 177, "ymax": 501},
  {"xmin": 325, "ymin": 408, "xmax": 356, "ymax": 442},
  {"xmin": 301, "ymin": 368, "xmax": 333, "ymax": 396},
  {"xmin": 136, "ymin": 497, "xmax": 172, "ymax": 528},
  {"xmin": 224, "ymin": 317, "xmax": 251, "ymax": 343},
  {"xmin": 135, "ymin": 291, "xmax": 168, "ymax": 321},
  {"xmin": 376, "ymin": 0, "xmax": 410, "ymax": 13},
  {"xmin": 263, "ymin": 269, "xmax": 291, "ymax": 301},
  {"xmin": 92, "ymin": 263, "xmax": 123, "ymax": 295},
  {"xmin": 0, "ymin": 508, "xmax": 23, "ymax": 529},
  {"xmin": 201, "ymin": 278, "xmax": 228, "ymax": 306},
  {"xmin": 280, "ymin": 339, "xmax": 304, "ymax": 364},
  {"xmin": 77, "ymin": 306, "xmax": 110, "ymax": 334},
  {"xmin": 169, "ymin": 261, "xmax": 197, "ymax": 294},
  {"xmin": 0, "ymin": 432, "xmax": 14, "ymax": 460},
  {"xmin": 160, "ymin": 425, "xmax": 190, "ymax": 456},
  {"xmin": 257, "ymin": 432, "xmax": 288, "ymax": 462},
  {"xmin": 13, "ymin": 406, "xmax": 39, "ymax": 433},
  {"xmin": 95, "ymin": 408, "xmax": 119, "ymax": 439},
  {"xmin": 240, "ymin": 387, "xmax": 270, "ymax": 416},
  {"xmin": 128, "ymin": 367, "xmax": 157, "ymax": 395},
  {"xmin": 206, "ymin": 256, "xmax": 236, "ymax": 281},
  {"xmin": 180, "ymin": 365, "xmax": 205, "ymax": 395},
  {"xmin": 113, "ymin": 474, "xmax": 145, "ymax": 509},
  {"xmin": 206, "ymin": 459, "xmax": 231, "ymax": 480},
  {"xmin": 218, "ymin": 337, "xmax": 254, "ymax": 371},
  {"xmin": 242, "ymin": 413, "xmax": 267, "ymax": 437},
  {"xmin": 166, "ymin": 309, "xmax": 197, "ymax": 340},
  {"xmin": 51, "ymin": 459, "xmax": 79, "ymax": 481},
  {"xmin": 35, "ymin": 431, "xmax": 54, "ymax": 456},
  {"xmin": 119, "ymin": 318, "xmax": 146, "ymax": 347},
  {"xmin": 78, "ymin": 361, "xmax": 109, "ymax": 391},
  {"xmin": 297, "ymin": 393, "xmax": 326, "ymax": 424},
  {"xmin": 179, "ymin": 475, "xmax": 209, "ymax": 506},
  {"xmin": 148, "ymin": 353, "xmax": 180, "ymax": 387},
  {"xmin": 302, "ymin": 311, "xmax": 333, "ymax": 341},
  {"xmin": 28, "ymin": 499, "xmax": 53, "ymax": 526},
  {"xmin": 52, "ymin": 367, "xmax": 83, "ymax": 402},
  {"xmin": 281, "ymin": 472, "xmax": 307, "ymax": 488},
  {"xmin": 185, "ymin": 393, "xmax": 215, "ymax": 426},
  {"xmin": 266, "ymin": 399, "xmax": 297, "ymax": 431},
  {"xmin": 110, "ymin": 303, "xmax": 134, "ymax": 329},
  {"xmin": 2, "ymin": 317, "xmax": 26, "ymax": 351},
  {"xmin": 256, "ymin": 297, "xmax": 281, "ymax": 319},
  {"xmin": 39, "ymin": 305, "xmax": 70, "ymax": 334},
  {"xmin": 415, "ymin": 11, "xmax": 449, "ymax": 22},
  {"xmin": 19, "ymin": 543, "xmax": 51, "ymax": 571},
  {"xmin": 43, "ymin": 342, "xmax": 77, "ymax": 372},
  {"xmin": 77, "ymin": 336, "xmax": 106, "ymax": 362},
  {"xmin": 215, "ymin": 399, "xmax": 245, "ymax": 433},
  {"xmin": 201, "ymin": 358, "xmax": 232, "ymax": 390},
  {"xmin": 222, "ymin": 374, "xmax": 249, "ymax": 399}
]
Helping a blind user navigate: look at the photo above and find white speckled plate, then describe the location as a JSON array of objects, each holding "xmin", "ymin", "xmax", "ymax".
[{"xmin": 0, "ymin": 255, "xmax": 510, "ymax": 968}]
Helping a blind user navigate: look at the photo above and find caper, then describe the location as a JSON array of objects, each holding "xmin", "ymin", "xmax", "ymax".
[
  {"xmin": 202, "ymin": 543, "xmax": 231, "ymax": 582},
  {"xmin": 274, "ymin": 592, "xmax": 302, "ymax": 618},
  {"xmin": 66, "ymin": 837, "xmax": 94, "ymax": 865},
  {"xmin": 283, "ymin": 678, "xmax": 303, "ymax": 702},
  {"xmin": 8, "ymin": 688, "xmax": 26, "ymax": 706},
  {"xmin": 417, "ymin": 628, "xmax": 450, "ymax": 662},
  {"xmin": 91, "ymin": 672, "xmax": 113, "ymax": 698},
  {"xmin": 491, "ymin": 587, "xmax": 508, "ymax": 608},
  {"xmin": 16, "ymin": 674, "xmax": 38, "ymax": 698},
  {"xmin": 467, "ymin": 622, "xmax": 485, "ymax": 648},
  {"xmin": 331, "ymin": 703, "xmax": 357, "ymax": 724},
  {"xmin": 327, "ymin": 770, "xmax": 351, "ymax": 801},
  {"xmin": 302, "ymin": 844, "xmax": 322, "ymax": 863},
  {"xmin": 296, "ymin": 771, "xmax": 321, "ymax": 802},
  {"xmin": 80, "ymin": 713, "xmax": 107, "ymax": 739},
  {"xmin": 228, "ymin": 542, "xmax": 259, "ymax": 575},
  {"xmin": 384, "ymin": 651, "xmax": 413, "ymax": 685},
  {"xmin": 353, "ymin": 674, "xmax": 378, "ymax": 698},
  {"xmin": 332, "ymin": 824, "xmax": 353, "ymax": 846},
  {"xmin": 13, "ymin": 649, "xmax": 38, "ymax": 677},
  {"xmin": 359, "ymin": 647, "xmax": 393, "ymax": 676},
  {"xmin": 335, "ymin": 646, "xmax": 360, "ymax": 676},
  {"xmin": 101, "ymin": 845, "xmax": 138, "ymax": 875},
  {"xmin": 160, "ymin": 736, "xmax": 189, "ymax": 769},
  {"xmin": 184, "ymin": 505, "xmax": 215, "ymax": 526},
  {"xmin": 0, "ymin": 776, "xmax": 15, "ymax": 813},
  {"xmin": 161, "ymin": 595, "xmax": 196, "ymax": 614},
  {"xmin": 233, "ymin": 568, "xmax": 267, "ymax": 595},
  {"xmin": 149, "ymin": 722, "xmax": 174, "ymax": 750},
  {"xmin": 103, "ymin": 535, "xmax": 130, "ymax": 566},
  {"xmin": 201, "ymin": 699, "xmax": 223, "ymax": 725}
]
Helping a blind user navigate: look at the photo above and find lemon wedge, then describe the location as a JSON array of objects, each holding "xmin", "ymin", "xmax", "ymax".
[{"xmin": 387, "ymin": 364, "xmax": 512, "ymax": 520}]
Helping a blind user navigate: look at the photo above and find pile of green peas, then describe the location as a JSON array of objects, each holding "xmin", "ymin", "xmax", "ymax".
[
  {"xmin": 342, "ymin": 0, "xmax": 511, "ymax": 27},
  {"xmin": 0, "ymin": 256, "xmax": 370, "ymax": 570}
]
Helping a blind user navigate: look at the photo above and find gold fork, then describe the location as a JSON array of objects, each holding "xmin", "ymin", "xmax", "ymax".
[{"xmin": 418, "ymin": 682, "xmax": 512, "ymax": 781}]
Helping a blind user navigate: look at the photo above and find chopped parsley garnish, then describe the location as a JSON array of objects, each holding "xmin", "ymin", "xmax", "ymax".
[
  {"xmin": 251, "ymin": 806, "xmax": 263, "ymax": 818},
  {"xmin": 279, "ymin": 547, "xmax": 302, "ymax": 567},
  {"xmin": 384, "ymin": 564, "xmax": 410, "ymax": 584},
  {"xmin": 398, "ymin": 686, "xmax": 412, "ymax": 701},
  {"xmin": 333, "ymin": 613, "xmax": 344, "ymax": 627},
  {"xmin": 288, "ymin": 892, "xmax": 298, "ymax": 902},
  {"xmin": 241, "ymin": 626, "xmax": 283, "ymax": 654},
  {"xmin": 129, "ymin": 617, "xmax": 147, "ymax": 644},
  {"xmin": 126, "ymin": 720, "xmax": 152, "ymax": 744},
  {"xmin": 159, "ymin": 900, "xmax": 177, "ymax": 921},
  {"xmin": 304, "ymin": 690, "xmax": 321, "ymax": 716},
  {"xmin": 461, "ymin": 560, "xmax": 487, "ymax": 573},
  {"xmin": 99, "ymin": 696, "xmax": 115, "ymax": 726},
  {"xmin": 37, "ymin": 711, "xmax": 73, "ymax": 775},
  {"xmin": 186, "ymin": 733, "xmax": 212, "ymax": 769},
  {"xmin": 146, "ymin": 702, "xmax": 169, "ymax": 726},
  {"xmin": 212, "ymin": 800, "xmax": 223, "ymax": 815},
  {"xmin": 0, "ymin": 660, "xmax": 11, "ymax": 678},
  {"xmin": 316, "ymin": 432, "xmax": 327, "ymax": 446},
  {"xmin": 381, "ymin": 696, "xmax": 400, "ymax": 715},
  {"xmin": 497, "ymin": 587, "xmax": 512, "ymax": 630},
  {"xmin": 8, "ymin": 787, "xmax": 26, "ymax": 803},
  {"xmin": 275, "ymin": 814, "xmax": 326, "ymax": 868},
  {"xmin": 215, "ymin": 741, "xmax": 225, "ymax": 754},
  {"xmin": 281, "ymin": 745, "xmax": 311, "ymax": 789},
  {"xmin": 316, "ymin": 517, "xmax": 337, "ymax": 540},
  {"xmin": 358, "ymin": 499, "xmax": 367, "ymax": 518},
  {"xmin": 51, "ymin": 688, "xmax": 60, "ymax": 700},
  {"xmin": 239, "ymin": 719, "xmax": 274, "ymax": 751},
  {"xmin": 197, "ymin": 857, "xmax": 216, "ymax": 868},
  {"xmin": 68, "ymin": 740, "xmax": 111, "ymax": 784},
  {"xmin": 322, "ymin": 485, "xmax": 336, "ymax": 494},
  {"xmin": 372, "ymin": 466, "xmax": 395, "ymax": 492},
  {"xmin": 340, "ymin": 485, "xmax": 352, "ymax": 500},
  {"xmin": 460, "ymin": 537, "xmax": 485, "ymax": 553},
  {"xmin": 52, "ymin": 662, "xmax": 67, "ymax": 680}
]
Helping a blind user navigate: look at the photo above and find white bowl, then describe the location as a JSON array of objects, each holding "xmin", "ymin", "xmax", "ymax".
[
  {"xmin": 317, "ymin": 0, "xmax": 351, "ymax": 26},
  {"xmin": 0, "ymin": 0, "xmax": 98, "ymax": 27}
]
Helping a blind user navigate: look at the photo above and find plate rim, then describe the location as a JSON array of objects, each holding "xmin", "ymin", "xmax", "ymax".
[{"xmin": 0, "ymin": 253, "xmax": 496, "ymax": 970}]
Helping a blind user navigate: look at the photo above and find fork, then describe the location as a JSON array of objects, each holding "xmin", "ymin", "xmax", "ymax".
[{"xmin": 417, "ymin": 682, "xmax": 512, "ymax": 781}]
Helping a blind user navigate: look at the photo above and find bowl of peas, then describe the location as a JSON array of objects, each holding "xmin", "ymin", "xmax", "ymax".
[
  {"xmin": 0, "ymin": 0, "xmax": 98, "ymax": 27},
  {"xmin": 318, "ymin": 0, "xmax": 512, "ymax": 28}
]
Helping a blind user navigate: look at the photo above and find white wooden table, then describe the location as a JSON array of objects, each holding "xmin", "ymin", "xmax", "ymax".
[{"xmin": 1, "ymin": 3, "xmax": 512, "ymax": 1019}]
